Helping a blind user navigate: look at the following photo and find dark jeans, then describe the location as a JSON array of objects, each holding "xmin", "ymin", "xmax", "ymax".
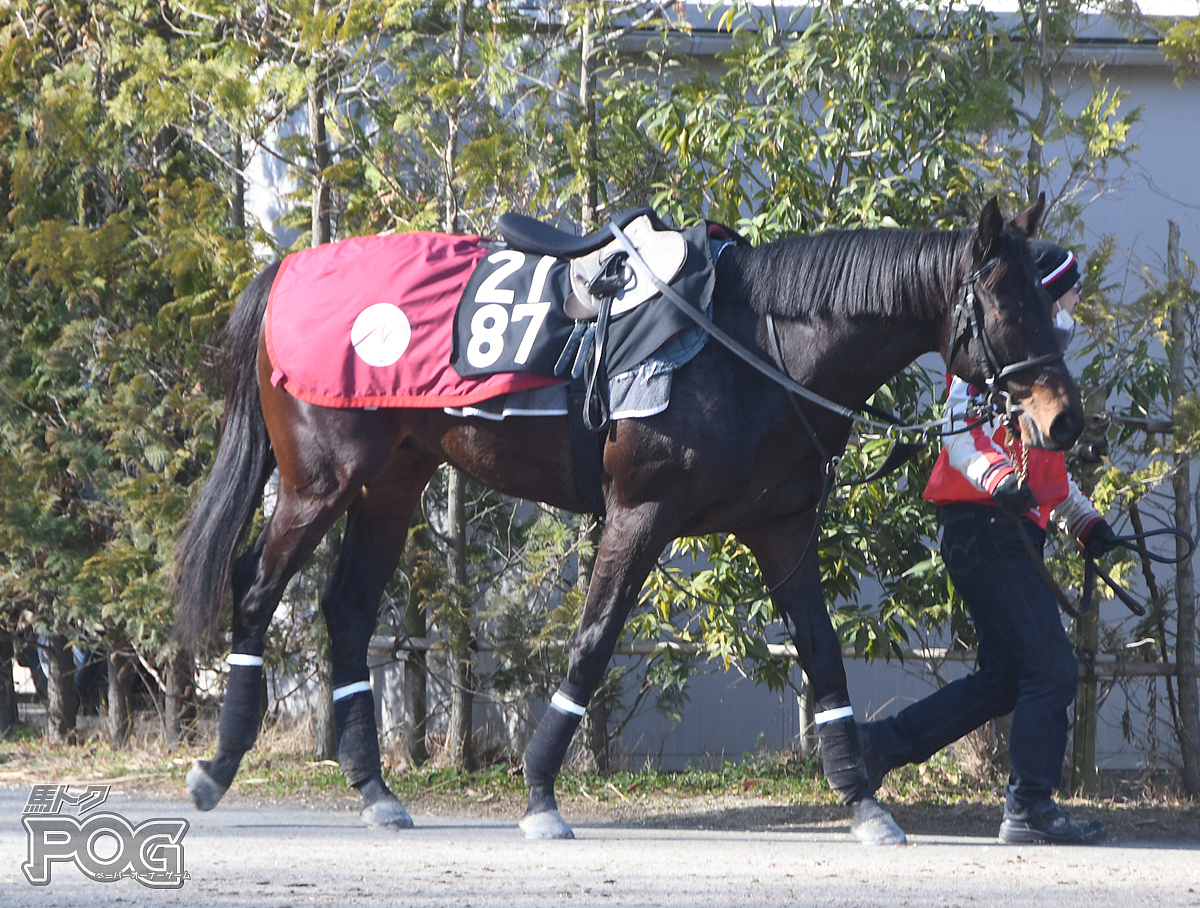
[{"xmin": 864, "ymin": 503, "xmax": 1078, "ymax": 816}]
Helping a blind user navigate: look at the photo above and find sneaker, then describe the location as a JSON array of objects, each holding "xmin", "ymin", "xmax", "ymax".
[
  {"xmin": 858, "ymin": 723, "xmax": 888, "ymax": 796},
  {"xmin": 999, "ymin": 806, "xmax": 1108, "ymax": 845}
]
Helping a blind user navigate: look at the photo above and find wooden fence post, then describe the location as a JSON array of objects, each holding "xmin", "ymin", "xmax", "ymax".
[
  {"xmin": 402, "ymin": 597, "xmax": 430, "ymax": 766},
  {"xmin": 1070, "ymin": 413, "xmax": 1106, "ymax": 794},
  {"xmin": 1167, "ymin": 220, "xmax": 1200, "ymax": 797},
  {"xmin": 797, "ymin": 673, "xmax": 816, "ymax": 757}
]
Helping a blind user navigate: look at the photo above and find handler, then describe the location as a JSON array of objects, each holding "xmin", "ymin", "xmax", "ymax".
[{"xmin": 859, "ymin": 241, "xmax": 1119, "ymax": 845}]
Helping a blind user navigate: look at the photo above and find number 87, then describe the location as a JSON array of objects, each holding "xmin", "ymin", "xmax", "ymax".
[{"xmin": 465, "ymin": 302, "xmax": 552, "ymax": 369}]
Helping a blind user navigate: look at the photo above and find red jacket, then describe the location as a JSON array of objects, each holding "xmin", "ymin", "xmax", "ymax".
[{"xmin": 923, "ymin": 376, "xmax": 1102, "ymax": 540}]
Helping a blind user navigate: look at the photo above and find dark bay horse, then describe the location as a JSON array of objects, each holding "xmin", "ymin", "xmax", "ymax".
[{"xmin": 174, "ymin": 196, "xmax": 1082, "ymax": 846}]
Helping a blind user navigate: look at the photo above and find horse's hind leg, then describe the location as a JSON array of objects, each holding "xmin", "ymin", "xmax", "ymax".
[
  {"xmin": 742, "ymin": 515, "xmax": 906, "ymax": 846},
  {"xmin": 320, "ymin": 454, "xmax": 438, "ymax": 829},
  {"xmin": 187, "ymin": 474, "xmax": 363, "ymax": 812}
]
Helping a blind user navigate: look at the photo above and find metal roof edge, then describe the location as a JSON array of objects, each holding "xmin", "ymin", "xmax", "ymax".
[{"xmin": 621, "ymin": 6, "xmax": 1188, "ymax": 69}]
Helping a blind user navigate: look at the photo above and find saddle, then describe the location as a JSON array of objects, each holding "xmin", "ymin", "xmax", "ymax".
[
  {"xmin": 498, "ymin": 209, "xmax": 688, "ymax": 321},
  {"xmin": 497, "ymin": 207, "xmax": 653, "ymax": 257}
]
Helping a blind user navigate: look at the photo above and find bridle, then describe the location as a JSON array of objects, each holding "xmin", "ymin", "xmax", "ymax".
[
  {"xmin": 947, "ymin": 260, "xmax": 1196, "ymax": 619},
  {"xmin": 947, "ymin": 259, "xmax": 1066, "ymax": 402}
]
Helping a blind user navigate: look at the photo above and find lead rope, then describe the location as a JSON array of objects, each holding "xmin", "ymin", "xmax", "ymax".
[
  {"xmin": 1001, "ymin": 411, "xmax": 1083, "ymax": 618},
  {"xmin": 1003, "ymin": 413, "xmax": 1030, "ymax": 488},
  {"xmin": 999, "ymin": 413, "xmax": 1196, "ymax": 619}
]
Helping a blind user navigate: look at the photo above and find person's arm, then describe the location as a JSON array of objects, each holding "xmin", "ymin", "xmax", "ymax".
[
  {"xmin": 942, "ymin": 377, "xmax": 1015, "ymax": 496},
  {"xmin": 1050, "ymin": 475, "xmax": 1117, "ymax": 553}
]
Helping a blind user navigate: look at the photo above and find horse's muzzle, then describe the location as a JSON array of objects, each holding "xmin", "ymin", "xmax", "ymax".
[
  {"xmin": 1021, "ymin": 408, "xmax": 1084, "ymax": 451},
  {"xmin": 1049, "ymin": 408, "xmax": 1084, "ymax": 449}
]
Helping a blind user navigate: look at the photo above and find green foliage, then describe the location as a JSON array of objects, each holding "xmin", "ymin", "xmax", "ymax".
[
  {"xmin": 644, "ymin": 0, "xmax": 1021, "ymax": 236},
  {"xmin": 1060, "ymin": 231, "xmax": 1200, "ymax": 656},
  {"xmin": 1161, "ymin": 15, "xmax": 1200, "ymax": 84},
  {"xmin": 0, "ymin": 1, "xmax": 250, "ymax": 672}
]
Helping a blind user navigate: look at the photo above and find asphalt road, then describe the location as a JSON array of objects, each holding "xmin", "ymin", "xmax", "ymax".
[{"xmin": 1, "ymin": 789, "xmax": 1197, "ymax": 908}]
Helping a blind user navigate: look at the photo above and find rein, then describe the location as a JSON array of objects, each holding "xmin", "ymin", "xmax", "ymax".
[
  {"xmin": 1012, "ymin": 516, "xmax": 1195, "ymax": 620},
  {"xmin": 1082, "ymin": 528, "xmax": 1195, "ymax": 616},
  {"xmin": 605, "ymin": 221, "xmax": 998, "ymax": 444},
  {"xmin": 599, "ymin": 219, "xmax": 1001, "ymax": 611}
]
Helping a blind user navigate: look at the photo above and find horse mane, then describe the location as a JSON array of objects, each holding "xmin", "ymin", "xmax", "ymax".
[{"xmin": 716, "ymin": 227, "xmax": 980, "ymax": 323}]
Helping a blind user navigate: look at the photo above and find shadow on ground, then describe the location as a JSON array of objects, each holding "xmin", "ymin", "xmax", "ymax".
[{"xmin": 625, "ymin": 799, "xmax": 1198, "ymax": 844}]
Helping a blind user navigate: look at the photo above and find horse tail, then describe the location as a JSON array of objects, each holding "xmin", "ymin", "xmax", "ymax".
[{"xmin": 173, "ymin": 261, "xmax": 281, "ymax": 650}]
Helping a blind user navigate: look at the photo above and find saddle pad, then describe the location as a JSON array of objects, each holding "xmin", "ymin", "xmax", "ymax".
[
  {"xmin": 264, "ymin": 232, "xmax": 561, "ymax": 409},
  {"xmin": 445, "ymin": 322, "xmax": 710, "ymax": 422}
]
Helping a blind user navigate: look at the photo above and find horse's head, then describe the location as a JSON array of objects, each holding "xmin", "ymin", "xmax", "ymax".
[{"xmin": 944, "ymin": 195, "xmax": 1084, "ymax": 451}]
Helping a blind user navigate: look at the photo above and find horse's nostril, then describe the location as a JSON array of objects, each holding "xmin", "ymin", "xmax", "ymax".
[{"xmin": 1050, "ymin": 411, "xmax": 1083, "ymax": 449}]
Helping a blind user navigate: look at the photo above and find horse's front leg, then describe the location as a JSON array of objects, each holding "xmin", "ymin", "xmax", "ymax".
[
  {"xmin": 742, "ymin": 515, "xmax": 907, "ymax": 846},
  {"xmin": 520, "ymin": 501, "xmax": 676, "ymax": 839}
]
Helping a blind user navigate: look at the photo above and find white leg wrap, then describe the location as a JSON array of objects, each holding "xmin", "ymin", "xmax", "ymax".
[
  {"xmin": 814, "ymin": 705, "xmax": 855, "ymax": 725},
  {"xmin": 226, "ymin": 653, "xmax": 264, "ymax": 667},
  {"xmin": 550, "ymin": 691, "xmax": 587, "ymax": 716},
  {"xmin": 332, "ymin": 680, "xmax": 373, "ymax": 702}
]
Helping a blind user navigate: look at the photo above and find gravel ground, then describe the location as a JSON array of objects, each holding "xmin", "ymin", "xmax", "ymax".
[{"xmin": 1, "ymin": 788, "xmax": 1197, "ymax": 908}]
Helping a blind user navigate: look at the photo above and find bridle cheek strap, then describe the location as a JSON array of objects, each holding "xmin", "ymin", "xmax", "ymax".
[{"xmin": 949, "ymin": 265, "xmax": 1065, "ymax": 395}]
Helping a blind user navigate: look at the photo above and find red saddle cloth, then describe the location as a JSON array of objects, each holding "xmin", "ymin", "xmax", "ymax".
[{"xmin": 265, "ymin": 232, "xmax": 560, "ymax": 408}]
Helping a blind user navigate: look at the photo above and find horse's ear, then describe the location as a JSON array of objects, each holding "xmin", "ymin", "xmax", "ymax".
[
  {"xmin": 973, "ymin": 196, "xmax": 1004, "ymax": 263},
  {"xmin": 1011, "ymin": 193, "xmax": 1046, "ymax": 238}
]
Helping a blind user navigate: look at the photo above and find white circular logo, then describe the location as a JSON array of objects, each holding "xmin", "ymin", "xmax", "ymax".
[{"xmin": 350, "ymin": 303, "xmax": 412, "ymax": 367}]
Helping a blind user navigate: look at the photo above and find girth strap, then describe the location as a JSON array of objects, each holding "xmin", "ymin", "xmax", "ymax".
[{"xmin": 566, "ymin": 373, "xmax": 607, "ymax": 518}]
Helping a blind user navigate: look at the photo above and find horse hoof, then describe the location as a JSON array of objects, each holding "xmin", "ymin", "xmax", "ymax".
[
  {"xmin": 851, "ymin": 798, "xmax": 907, "ymax": 846},
  {"xmin": 519, "ymin": 809, "xmax": 575, "ymax": 840},
  {"xmin": 187, "ymin": 761, "xmax": 228, "ymax": 812},
  {"xmin": 361, "ymin": 797, "xmax": 414, "ymax": 829}
]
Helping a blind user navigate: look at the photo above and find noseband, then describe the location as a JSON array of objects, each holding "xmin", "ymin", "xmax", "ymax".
[{"xmin": 948, "ymin": 262, "xmax": 1065, "ymax": 397}]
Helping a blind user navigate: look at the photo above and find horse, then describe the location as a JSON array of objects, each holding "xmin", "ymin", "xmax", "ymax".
[{"xmin": 173, "ymin": 195, "xmax": 1082, "ymax": 846}]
